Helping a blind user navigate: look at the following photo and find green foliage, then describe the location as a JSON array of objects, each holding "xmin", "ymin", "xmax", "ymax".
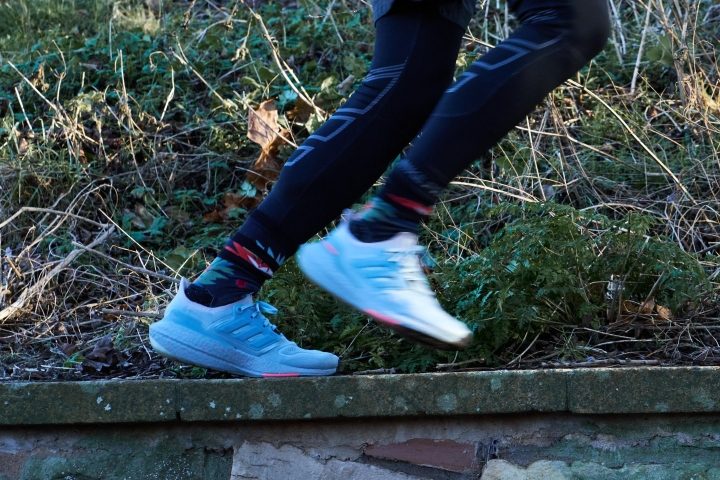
[
  {"xmin": 257, "ymin": 202, "xmax": 711, "ymax": 372},
  {"xmin": 1, "ymin": 0, "xmax": 718, "ymax": 378},
  {"xmin": 438, "ymin": 202, "xmax": 710, "ymax": 362}
]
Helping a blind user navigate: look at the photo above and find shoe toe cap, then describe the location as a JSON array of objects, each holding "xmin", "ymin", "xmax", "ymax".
[{"xmin": 279, "ymin": 345, "xmax": 339, "ymax": 370}]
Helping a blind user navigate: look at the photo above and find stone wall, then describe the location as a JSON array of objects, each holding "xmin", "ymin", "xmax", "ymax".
[
  {"xmin": 3, "ymin": 414, "xmax": 720, "ymax": 479},
  {"xmin": 2, "ymin": 368, "xmax": 720, "ymax": 479}
]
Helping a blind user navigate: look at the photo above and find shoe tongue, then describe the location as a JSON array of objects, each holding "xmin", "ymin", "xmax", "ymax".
[
  {"xmin": 386, "ymin": 232, "xmax": 419, "ymax": 250},
  {"xmin": 237, "ymin": 294, "xmax": 255, "ymax": 308}
]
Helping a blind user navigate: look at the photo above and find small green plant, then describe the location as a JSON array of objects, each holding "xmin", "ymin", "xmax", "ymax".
[{"xmin": 438, "ymin": 202, "xmax": 710, "ymax": 362}]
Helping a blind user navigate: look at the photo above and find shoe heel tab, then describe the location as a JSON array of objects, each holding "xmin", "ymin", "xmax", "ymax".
[{"xmin": 165, "ymin": 278, "xmax": 191, "ymax": 310}]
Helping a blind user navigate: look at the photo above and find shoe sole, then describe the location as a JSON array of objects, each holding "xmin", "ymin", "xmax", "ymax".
[
  {"xmin": 149, "ymin": 321, "xmax": 337, "ymax": 377},
  {"xmin": 297, "ymin": 242, "xmax": 472, "ymax": 351}
]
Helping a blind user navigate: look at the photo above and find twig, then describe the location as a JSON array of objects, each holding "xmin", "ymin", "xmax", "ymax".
[
  {"xmin": 6, "ymin": 62, "xmax": 62, "ymax": 115},
  {"xmin": 505, "ymin": 331, "xmax": 542, "ymax": 367},
  {"xmin": 631, "ymin": 1, "xmax": 653, "ymax": 94},
  {"xmin": 339, "ymin": 319, "xmax": 372, "ymax": 358},
  {"xmin": 566, "ymin": 79, "xmax": 695, "ymax": 203},
  {"xmin": 632, "ymin": 324, "xmax": 720, "ymax": 331},
  {"xmin": 451, "ymin": 180, "xmax": 539, "ymax": 203},
  {"xmin": 14, "ymin": 87, "xmax": 33, "ymax": 133},
  {"xmin": 539, "ymin": 359, "xmax": 661, "ymax": 368},
  {"xmin": 608, "ymin": 0, "xmax": 627, "ymax": 62},
  {"xmin": 436, "ymin": 358, "xmax": 486, "ymax": 370},
  {"xmin": 0, "ymin": 227, "xmax": 115, "ymax": 323},
  {"xmin": 171, "ymin": 43, "xmax": 238, "ymax": 110},
  {"xmin": 159, "ymin": 67, "xmax": 175, "ymax": 124},
  {"xmin": 99, "ymin": 309, "xmax": 162, "ymax": 319},
  {"xmin": 697, "ymin": 243, "xmax": 720, "ymax": 255},
  {"xmin": 460, "ymin": 31, "xmax": 695, "ymax": 202},
  {"xmin": 0, "ymin": 207, "xmax": 107, "ymax": 230},
  {"xmin": 98, "ymin": 210, "xmax": 178, "ymax": 276},
  {"xmin": 70, "ymin": 242, "xmax": 179, "ymax": 284},
  {"xmin": 242, "ymin": 2, "xmax": 326, "ymax": 119}
]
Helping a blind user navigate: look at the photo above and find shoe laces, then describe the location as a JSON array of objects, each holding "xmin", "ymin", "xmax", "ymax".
[
  {"xmin": 341, "ymin": 208, "xmax": 358, "ymax": 221},
  {"xmin": 386, "ymin": 246, "xmax": 435, "ymax": 296},
  {"xmin": 343, "ymin": 208, "xmax": 437, "ymax": 296},
  {"xmin": 242, "ymin": 301, "xmax": 284, "ymax": 336}
]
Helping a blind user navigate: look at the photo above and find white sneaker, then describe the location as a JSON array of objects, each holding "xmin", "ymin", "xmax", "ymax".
[
  {"xmin": 296, "ymin": 221, "xmax": 473, "ymax": 349},
  {"xmin": 149, "ymin": 279, "xmax": 339, "ymax": 377}
]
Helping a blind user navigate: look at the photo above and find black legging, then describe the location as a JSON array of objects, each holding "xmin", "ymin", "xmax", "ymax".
[{"xmin": 220, "ymin": 0, "xmax": 610, "ymax": 271}]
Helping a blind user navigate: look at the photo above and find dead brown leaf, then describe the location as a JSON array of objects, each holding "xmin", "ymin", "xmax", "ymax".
[
  {"xmin": 640, "ymin": 298, "xmax": 655, "ymax": 314},
  {"xmin": 247, "ymin": 136, "xmax": 285, "ymax": 191},
  {"xmin": 620, "ymin": 298, "xmax": 656, "ymax": 316},
  {"xmin": 621, "ymin": 300, "xmax": 640, "ymax": 314},
  {"xmin": 248, "ymin": 99, "xmax": 281, "ymax": 150},
  {"xmin": 17, "ymin": 137, "xmax": 28, "ymax": 155},
  {"xmin": 203, "ymin": 192, "xmax": 263, "ymax": 223},
  {"xmin": 656, "ymin": 305, "xmax": 673, "ymax": 321},
  {"xmin": 246, "ymin": 99, "xmax": 289, "ymax": 193},
  {"xmin": 286, "ymin": 98, "xmax": 314, "ymax": 123},
  {"xmin": 202, "ymin": 210, "xmax": 225, "ymax": 223},
  {"xmin": 83, "ymin": 334, "xmax": 121, "ymax": 371}
]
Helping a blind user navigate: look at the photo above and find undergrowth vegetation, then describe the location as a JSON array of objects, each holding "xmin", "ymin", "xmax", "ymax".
[{"xmin": 0, "ymin": 0, "xmax": 718, "ymax": 379}]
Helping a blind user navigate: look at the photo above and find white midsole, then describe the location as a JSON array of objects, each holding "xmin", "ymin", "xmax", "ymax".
[
  {"xmin": 297, "ymin": 243, "xmax": 471, "ymax": 346},
  {"xmin": 149, "ymin": 321, "xmax": 336, "ymax": 377}
]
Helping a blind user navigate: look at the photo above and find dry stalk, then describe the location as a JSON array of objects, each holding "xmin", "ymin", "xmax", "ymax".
[
  {"xmin": 241, "ymin": 1, "xmax": 327, "ymax": 120},
  {"xmin": 0, "ymin": 227, "xmax": 115, "ymax": 324},
  {"xmin": 71, "ymin": 242, "xmax": 179, "ymax": 284},
  {"xmin": 567, "ymin": 78, "xmax": 695, "ymax": 202},
  {"xmin": 631, "ymin": 0, "xmax": 653, "ymax": 94}
]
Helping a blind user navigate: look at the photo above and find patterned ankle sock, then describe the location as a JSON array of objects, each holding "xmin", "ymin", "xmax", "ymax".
[
  {"xmin": 185, "ymin": 257, "xmax": 266, "ymax": 307},
  {"xmin": 186, "ymin": 214, "xmax": 291, "ymax": 307},
  {"xmin": 349, "ymin": 159, "xmax": 442, "ymax": 242},
  {"xmin": 348, "ymin": 196, "xmax": 427, "ymax": 242}
]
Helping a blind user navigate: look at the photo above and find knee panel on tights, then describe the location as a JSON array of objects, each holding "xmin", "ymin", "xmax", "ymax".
[
  {"xmin": 404, "ymin": 0, "xmax": 610, "ymax": 188},
  {"xmin": 283, "ymin": 65, "xmax": 405, "ymax": 168},
  {"xmin": 439, "ymin": 0, "xmax": 609, "ymax": 114},
  {"xmin": 282, "ymin": 55, "xmax": 449, "ymax": 172},
  {"xmin": 511, "ymin": 0, "xmax": 610, "ymax": 64},
  {"xmin": 566, "ymin": 0, "xmax": 610, "ymax": 61}
]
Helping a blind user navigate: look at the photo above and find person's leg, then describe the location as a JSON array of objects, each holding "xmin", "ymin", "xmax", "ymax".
[
  {"xmin": 350, "ymin": 0, "xmax": 611, "ymax": 241},
  {"xmin": 149, "ymin": 1, "xmax": 467, "ymax": 377},
  {"xmin": 298, "ymin": 0, "xmax": 610, "ymax": 349},
  {"xmin": 187, "ymin": 1, "xmax": 465, "ymax": 307}
]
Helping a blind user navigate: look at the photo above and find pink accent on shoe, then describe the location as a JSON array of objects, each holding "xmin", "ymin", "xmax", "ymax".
[
  {"xmin": 262, "ymin": 373, "xmax": 300, "ymax": 378},
  {"xmin": 365, "ymin": 309, "xmax": 401, "ymax": 326},
  {"xmin": 323, "ymin": 241, "xmax": 339, "ymax": 255},
  {"xmin": 386, "ymin": 194, "xmax": 433, "ymax": 216}
]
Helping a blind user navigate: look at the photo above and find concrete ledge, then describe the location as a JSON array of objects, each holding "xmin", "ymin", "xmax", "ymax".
[
  {"xmin": 1, "ymin": 367, "xmax": 719, "ymax": 425},
  {"xmin": 177, "ymin": 370, "xmax": 565, "ymax": 421},
  {"xmin": 568, "ymin": 366, "xmax": 720, "ymax": 414},
  {"xmin": 0, "ymin": 380, "xmax": 178, "ymax": 424}
]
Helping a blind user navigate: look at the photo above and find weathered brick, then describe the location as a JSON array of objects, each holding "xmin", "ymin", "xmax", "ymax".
[
  {"xmin": 364, "ymin": 439, "xmax": 479, "ymax": 473},
  {"xmin": 231, "ymin": 442, "xmax": 422, "ymax": 479}
]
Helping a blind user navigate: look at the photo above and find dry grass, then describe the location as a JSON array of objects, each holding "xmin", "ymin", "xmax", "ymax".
[{"xmin": 0, "ymin": 0, "xmax": 719, "ymax": 379}]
